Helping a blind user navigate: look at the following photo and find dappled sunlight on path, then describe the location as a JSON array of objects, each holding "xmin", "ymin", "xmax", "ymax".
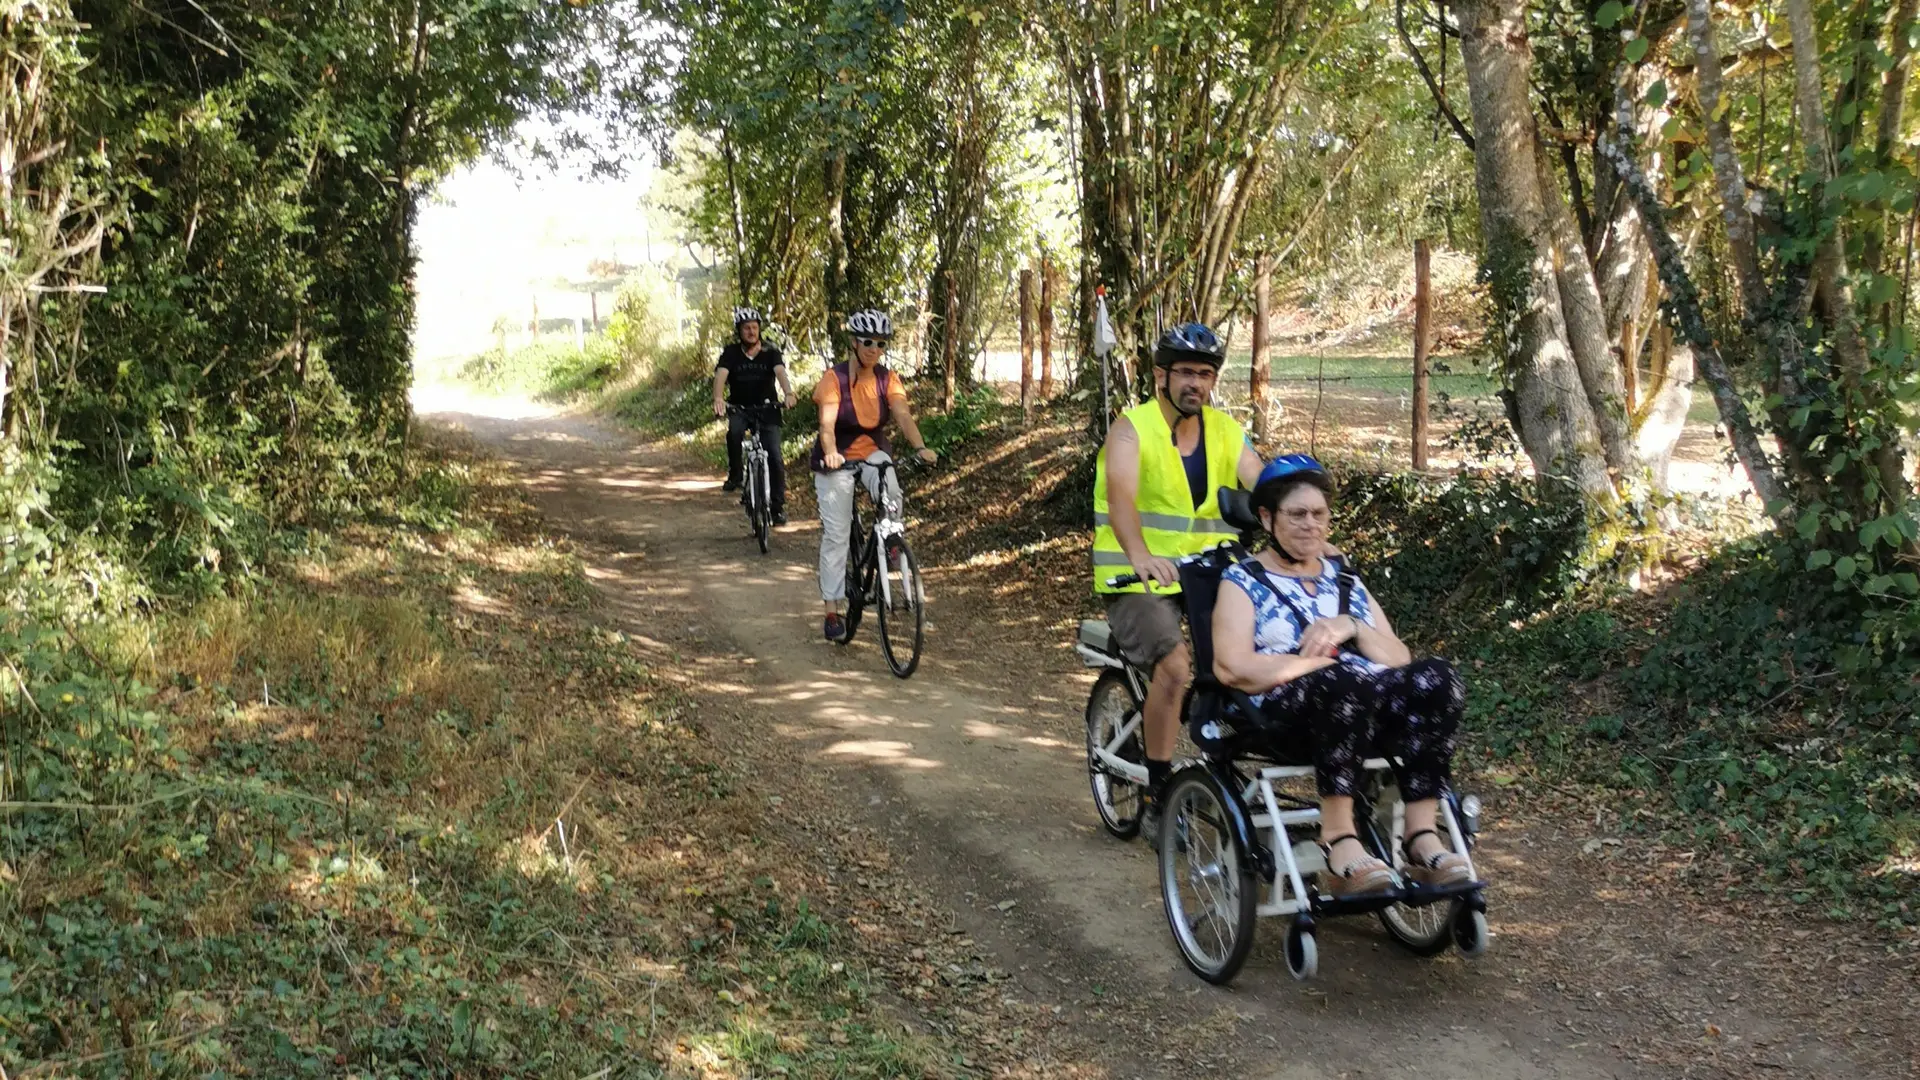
[{"xmin": 417, "ymin": 390, "xmax": 1896, "ymax": 1080}]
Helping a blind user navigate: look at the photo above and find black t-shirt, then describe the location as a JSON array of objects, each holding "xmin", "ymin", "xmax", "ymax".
[
  {"xmin": 716, "ymin": 343, "xmax": 785, "ymax": 406},
  {"xmin": 1181, "ymin": 435, "xmax": 1209, "ymax": 511}
]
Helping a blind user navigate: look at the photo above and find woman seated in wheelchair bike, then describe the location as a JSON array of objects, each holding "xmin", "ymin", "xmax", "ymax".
[{"xmin": 1210, "ymin": 455, "xmax": 1475, "ymax": 899}]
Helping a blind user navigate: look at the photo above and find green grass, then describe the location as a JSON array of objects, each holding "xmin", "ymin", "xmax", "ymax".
[
  {"xmin": 1219, "ymin": 353, "xmax": 1720, "ymax": 425},
  {"xmin": 457, "ymin": 337, "xmax": 624, "ymax": 399},
  {"xmin": 0, "ymin": 440, "xmax": 971, "ymax": 1077}
]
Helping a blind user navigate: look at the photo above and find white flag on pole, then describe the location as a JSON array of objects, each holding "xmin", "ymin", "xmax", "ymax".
[{"xmin": 1092, "ymin": 293, "xmax": 1118, "ymax": 357}]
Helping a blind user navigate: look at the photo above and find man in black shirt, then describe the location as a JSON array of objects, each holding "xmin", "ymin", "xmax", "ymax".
[{"xmin": 712, "ymin": 307, "xmax": 795, "ymax": 523}]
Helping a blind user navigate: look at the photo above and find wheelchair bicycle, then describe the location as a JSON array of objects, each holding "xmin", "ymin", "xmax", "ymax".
[{"xmin": 1076, "ymin": 488, "xmax": 1489, "ymax": 985}]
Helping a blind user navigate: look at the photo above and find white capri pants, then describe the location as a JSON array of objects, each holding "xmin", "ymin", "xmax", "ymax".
[{"xmin": 815, "ymin": 452, "xmax": 903, "ymax": 603}]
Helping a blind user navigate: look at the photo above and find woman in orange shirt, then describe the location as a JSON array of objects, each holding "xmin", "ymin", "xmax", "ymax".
[{"xmin": 810, "ymin": 309, "xmax": 939, "ymax": 641}]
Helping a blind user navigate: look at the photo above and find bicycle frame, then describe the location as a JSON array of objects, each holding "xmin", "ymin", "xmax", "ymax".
[
  {"xmin": 846, "ymin": 458, "xmax": 908, "ymax": 607},
  {"xmin": 730, "ymin": 405, "xmax": 779, "ymax": 512}
]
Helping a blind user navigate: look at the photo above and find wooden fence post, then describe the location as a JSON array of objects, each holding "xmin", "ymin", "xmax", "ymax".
[
  {"xmin": 943, "ymin": 272, "xmax": 958, "ymax": 411},
  {"xmin": 1019, "ymin": 267, "xmax": 1035, "ymax": 425},
  {"xmin": 531, "ymin": 296, "xmax": 540, "ymax": 342},
  {"xmin": 1412, "ymin": 239, "xmax": 1432, "ymax": 471},
  {"xmin": 590, "ymin": 291, "xmax": 600, "ymax": 333},
  {"xmin": 1251, "ymin": 254, "xmax": 1272, "ymax": 442},
  {"xmin": 1039, "ymin": 257, "xmax": 1055, "ymax": 401}
]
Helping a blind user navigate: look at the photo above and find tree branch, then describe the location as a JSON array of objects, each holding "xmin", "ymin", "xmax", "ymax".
[{"xmin": 1398, "ymin": 0, "xmax": 1475, "ymax": 149}]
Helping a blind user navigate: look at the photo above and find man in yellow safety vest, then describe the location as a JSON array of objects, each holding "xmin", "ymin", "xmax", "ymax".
[{"xmin": 1092, "ymin": 323, "xmax": 1263, "ymax": 841}]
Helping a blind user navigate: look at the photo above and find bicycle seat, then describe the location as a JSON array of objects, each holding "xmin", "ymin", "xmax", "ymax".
[{"xmin": 1078, "ymin": 619, "xmax": 1117, "ymax": 656}]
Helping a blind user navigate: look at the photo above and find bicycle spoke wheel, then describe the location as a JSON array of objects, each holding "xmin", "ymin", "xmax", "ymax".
[
  {"xmin": 876, "ymin": 537, "xmax": 925, "ymax": 678},
  {"xmin": 750, "ymin": 458, "xmax": 769, "ymax": 554},
  {"xmin": 1085, "ymin": 670, "xmax": 1145, "ymax": 838},
  {"xmin": 1374, "ymin": 785, "xmax": 1456, "ymax": 955},
  {"xmin": 1160, "ymin": 769, "xmax": 1257, "ymax": 984}
]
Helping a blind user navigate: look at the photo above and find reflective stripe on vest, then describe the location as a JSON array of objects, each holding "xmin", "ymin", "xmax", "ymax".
[{"xmin": 1090, "ymin": 401, "xmax": 1245, "ymax": 595}]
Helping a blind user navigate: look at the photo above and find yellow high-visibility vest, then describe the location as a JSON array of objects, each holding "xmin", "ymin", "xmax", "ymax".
[{"xmin": 1092, "ymin": 400, "xmax": 1245, "ymax": 595}]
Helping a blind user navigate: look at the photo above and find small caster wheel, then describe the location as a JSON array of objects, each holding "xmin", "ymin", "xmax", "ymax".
[
  {"xmin": 1452, "ymin": 905, "xmax": 1489, "ymax": 958},
  {"xmin": 1285, "ymin": 917, "xmax": 1318, "ymax": 981}
]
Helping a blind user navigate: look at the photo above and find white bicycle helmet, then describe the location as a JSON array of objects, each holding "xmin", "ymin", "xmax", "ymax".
[
  {"xmin": 845, "ymin": 309, "xmax": 893, "ymax": 339},
  {"xmin": 732, "ymin": 306, "xmax": 763, "ymax": 327}
]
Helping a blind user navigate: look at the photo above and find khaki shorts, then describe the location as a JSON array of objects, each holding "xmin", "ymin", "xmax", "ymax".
[{"xmin": 1105, "ymin": 592, "xmax": 1186, "ymax": 668}]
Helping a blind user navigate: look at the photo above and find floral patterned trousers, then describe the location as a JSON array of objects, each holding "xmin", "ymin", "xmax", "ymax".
[{"xmin": 1253, "ymin": 657, "xmax": 1465, "ymax": 801}]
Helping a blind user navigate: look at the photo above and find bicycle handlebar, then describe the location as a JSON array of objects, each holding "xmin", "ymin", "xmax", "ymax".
[
  {"xmin": 835, "ymin": 454, "xmax": 930, "ymax": 474},
  {"xmin": 1101, "ymin": 542, "xmax": 1239, "ymax": 589}
]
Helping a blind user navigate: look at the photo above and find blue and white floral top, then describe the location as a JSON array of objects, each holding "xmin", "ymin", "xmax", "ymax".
[{"xmin": 1219, "ymin": 556, "xmax": 1388, "ymax": 704}]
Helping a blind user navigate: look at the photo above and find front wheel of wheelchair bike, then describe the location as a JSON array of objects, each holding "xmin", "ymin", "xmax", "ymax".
[
  {"xmin": 1371, "ymin": 791, "xmax": 1466, "ymax": 957},
  {"xmin": 1285, "ymin": 917, "xmax": 1318, "ymax": 981},
  {"xmin": 1159, "ymin": 768, "xmax": 1257, "ymax": 985},
  {"xmin": 1084, "ymin": 671, "xmax": 1145, "ymax": 839},
  {"xmin": 1452, "ymin": 905, "xmax": 1489, "ymax": 957},
  {"xmin": 876, "ymin": 538, "xmax": 925, "ymax": 678}
]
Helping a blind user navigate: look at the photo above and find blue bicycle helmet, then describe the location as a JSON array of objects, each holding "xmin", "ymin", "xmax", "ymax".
[
  {"xmin": 1253, "ymin": 454, "xmax": 1333, "ymax": 511},
  {"xmin": 1153, "ymin": 322, "xmax": 1226, "ymax": 368}
]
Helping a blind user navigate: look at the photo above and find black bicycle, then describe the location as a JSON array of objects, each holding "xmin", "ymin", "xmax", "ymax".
[
  {"xmin": 729, "ymin": 403, "xmax": 781, "ymax": 554},
  {"xmin": 831, "ymin": 457, "xmax": 925, "ymax": 678}
]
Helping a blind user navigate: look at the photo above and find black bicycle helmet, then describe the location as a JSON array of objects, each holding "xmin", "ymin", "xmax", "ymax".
[{"xmin": 1153, "ymin": 322, "xmax": 1226, "ymax": 368}]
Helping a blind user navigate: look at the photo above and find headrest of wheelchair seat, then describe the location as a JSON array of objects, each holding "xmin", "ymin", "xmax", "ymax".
[{"xmin": 1218, "ymin": 486, "xmax": 1260, "ymax": 534}]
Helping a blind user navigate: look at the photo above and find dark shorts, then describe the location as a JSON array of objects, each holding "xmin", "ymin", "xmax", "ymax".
[{"xmin": 1105, "ymin": 592, "xmax": 1186, "ymax": 668}]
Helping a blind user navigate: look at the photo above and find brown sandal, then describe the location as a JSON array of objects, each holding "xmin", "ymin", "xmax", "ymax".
[
  {"xmin": 1402, "ymin": 828, "xmax": 1472, "ymax": 887},
  {"xmin": 1318, "ymin": 834, "xmax": 1395, "ymax": 897}
]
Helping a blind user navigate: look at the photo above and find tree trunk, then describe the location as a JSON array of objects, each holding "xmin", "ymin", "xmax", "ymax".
[
  {"xmin": 1040, "ymin": 256, "xmax": 1055, "ymax": 400},
  {"xmin": 721, "ymin": 125, "xmax": 750, "ymax": 306},
  {"xmin": 823, "ymin": 151, "xmax": 849, "ymax": 326},
  {"xmin": 1535, "ymin": 141, "xmax": 1637, "ymax": 475},
  {"xmin": 1864, "ymin": 0, "xmax": 1919, "ymax": 282},
  {"xmin": 1412, "ymin": 240, "xmax": 1431, "ymax": 471},
  {"xmin": 1685, "ymin": 0, "xmax": 1774, "ymax": 324},
  {"xmin": 1458, "ymin": 0, "xmax": 1612, "ymax": 495},
  {"xmin": 943, "ymin": 272, "xmax": 958, "ymax": 411},
  {"xmin": 1020, "ymin": 267, "xmax": 1035, "ymax": 424},
  {"xmin": 1251, "ymin": 253, "xmax": 1272, "ymax": 441},
  {"xmin": 1597, "ymin": 132, "xmax": 1789, "ymax": 511},
  {"xmin": 1786, "ymin": 0, "xmax": 1911, "ymax": 513}
]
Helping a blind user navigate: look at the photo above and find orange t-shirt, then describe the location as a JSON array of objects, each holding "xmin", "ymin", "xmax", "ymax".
[{"xmin": 815, "ymin": 366, "xmax": 909, "ymax": 461}]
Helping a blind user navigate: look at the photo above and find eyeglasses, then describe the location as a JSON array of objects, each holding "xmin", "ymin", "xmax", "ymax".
[
  {"xmin": 854, "ymin": 337, "xmax": 889, "ymax": 349},
  {"xmin": 1279, "ymin": 507, "xmax": 1330, "ymax": 526},
  {"xmin": 1169, "ymin": 366, "xmax": 1217, "ymax": 382}
]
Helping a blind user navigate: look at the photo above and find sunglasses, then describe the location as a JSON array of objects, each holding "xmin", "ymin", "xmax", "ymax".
[{"xmin": 854, "ymin": 337, "xmax": 889, "ymax": 349}]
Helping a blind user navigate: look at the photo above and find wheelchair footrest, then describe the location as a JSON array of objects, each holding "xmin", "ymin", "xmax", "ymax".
[
  {"xmin": 1307, "ymin": 890, "xmax": 1407, "ymax": 917},
  {"xmin": 1395, "ymin": 879, "xmax": 1488, "ymax": 908}
]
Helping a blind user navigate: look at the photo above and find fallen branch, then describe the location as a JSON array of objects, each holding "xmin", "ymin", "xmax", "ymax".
[{"xmin": 536, "ymin": 775, "xmax": 593, "ymax": 843}]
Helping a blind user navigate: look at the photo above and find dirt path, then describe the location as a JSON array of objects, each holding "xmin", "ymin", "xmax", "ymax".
[{"xmin": 418, "ymin": 388, "xmax": 1904, "ymax": 1080}]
